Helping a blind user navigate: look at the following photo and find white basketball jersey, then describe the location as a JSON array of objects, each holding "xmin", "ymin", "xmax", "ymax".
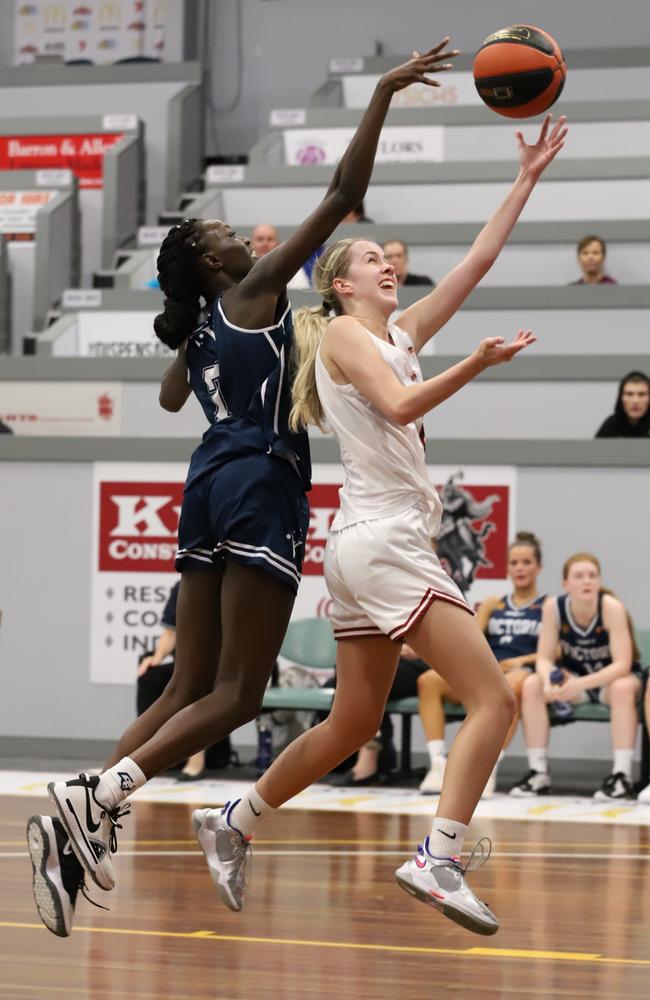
[{"xmin": 315, "ymin": 322, "xmax": 442, "ymax": 534}]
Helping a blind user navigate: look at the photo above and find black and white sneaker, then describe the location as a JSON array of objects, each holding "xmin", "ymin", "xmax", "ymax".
[
  {"xmin": 593, "ymin": 772, "xmax": 635, "ymax": 801},
  {"xmin": 509, "ymin": 769, "xmax": 551, "ymax": 798},
  {"xmin": 47, "ymin": 773, "xmax": 130, "ymax": 891},
  {"xmin": 26, "ymin": 815, "xmax": 106, "ymax": 937}
]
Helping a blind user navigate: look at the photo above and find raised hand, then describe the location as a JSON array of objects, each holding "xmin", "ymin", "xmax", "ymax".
[
  {"xmin": 474, "ymin": 329, "xmax": 537, "ymax": 368},
  {"xmin": 379, "ymin": 38, "xmax": 459, "ymax": 93},
  {"xmin": 516, "ymin": 114, "xmax": 568, "ymax": 180}
]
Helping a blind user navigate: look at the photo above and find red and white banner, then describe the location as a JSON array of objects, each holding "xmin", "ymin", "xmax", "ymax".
[
  {"xmin": 282, "ymin": 126, "xmax": 444, "ymax": 167},
  {"xmin": 0, "ymin": 381, "xmax": 121, "ymax": 435},
  {"xmin": 90, "ymin": 463, "xmax": 185, "ymax": 684},
  {"xmin": 0, "ymin": 134, "xmax": 124, "ymax": 190},
  {"xmin": 0, "ymin": 189, "xmax": 56, "ymax": 238},
  {"xmin": 90, "ymin": 462, "xmax": 516, "ymax": 683}
]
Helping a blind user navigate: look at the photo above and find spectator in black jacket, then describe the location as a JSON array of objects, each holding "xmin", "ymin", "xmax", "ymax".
[
  {"xmin": 382, "ymin": 239, "xmax": 434, "ymax": 286},
  {"xmin": 596, "ymin": 371, "xmax": 650, "ymax": 438}
]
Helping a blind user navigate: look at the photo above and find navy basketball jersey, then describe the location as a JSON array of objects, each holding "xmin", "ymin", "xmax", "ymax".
[
  {"xmin": 184, "ymin": 295, "xmax": 311, "ymax": 491},
  {"xmin": 557, "ymin": 593, "xmax": 611, "ymax": 676},
  {"xmin": 486, "ymin": 593, "xmax": 546, "ymax": 661}
]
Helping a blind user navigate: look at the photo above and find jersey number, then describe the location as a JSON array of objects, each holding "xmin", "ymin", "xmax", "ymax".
[{"xmin": 202, "ymin": 363, "xmax": 230, "ymax": 421}]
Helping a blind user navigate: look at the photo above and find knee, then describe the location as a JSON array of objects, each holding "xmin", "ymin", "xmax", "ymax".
[
  {"xmin": 328, "ymin": 712, "xmax": 383, "ymax": 755},
  {"xmin": 417, "ymin": 670, "xmax": 446, "ymax": 697},
  {"xmin": 609, "ymin": 674, "xmax": 639, "ymax": 705},
  {"xmin": 495, "ymin": 682, "xmax": 517, "ymax": 724},
  {"xmin": 521, "ymin": 672, "xmax": 544, "ymax": 706},
  {"xmin": 162, "ymin": 674, "xmax": 214, "ymax": 710}
]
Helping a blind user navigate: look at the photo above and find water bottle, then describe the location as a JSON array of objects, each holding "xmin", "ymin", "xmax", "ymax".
[
  {"xmin": 255, "ymin": 720, "xmax": 273, "ymax": 777},
  {"xmin": 549, "ymin": 668, "xmax": 573, "ymax": 721}
]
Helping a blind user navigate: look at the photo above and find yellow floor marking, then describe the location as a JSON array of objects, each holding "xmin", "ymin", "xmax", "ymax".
[
  {"xmin": 526, "ymin": 804, "xmax": 565, "ymax": 816},
  {"xmin": 2, "ymin": 921, "xmax": 650, "ymax": 969}
]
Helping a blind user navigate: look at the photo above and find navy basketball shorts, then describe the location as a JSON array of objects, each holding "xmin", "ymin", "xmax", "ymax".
[{"xmin": 176, "ymin": 452, "xmax": 309, "ymax": 594}]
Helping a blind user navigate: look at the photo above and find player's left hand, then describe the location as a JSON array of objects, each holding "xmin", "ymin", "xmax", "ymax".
[
  {"xmin": 473, "ymin": 329, "xmax": 537, "ymax": 368},
  {"xmin": 516, "ymin": 114, "xmax": 568, "ymax": 180}
]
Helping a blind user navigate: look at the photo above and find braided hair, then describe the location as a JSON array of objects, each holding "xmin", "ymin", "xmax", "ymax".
[{"xmin": 154, "ymin": 219, "xmax": 205, "ymax": 349}]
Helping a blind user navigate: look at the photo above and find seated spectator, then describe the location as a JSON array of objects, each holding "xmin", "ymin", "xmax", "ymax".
[
  {"xmin": 138, "ymin": 581, "xmax": 233, "ymax": 779},
  {"xmin": 510, "ymin": 552, "xmax": 642, "ymax": 800},
  {"xmin": 416, "ymin": 531, "xmax": 545, "ymax": 796},
  {"xmin": 595, "ymin": 370, "xmax": 650, "ymax": 438},
  {"xmin": 341, "ymin": 200, "xmax": 374, "ymax": 223},
  {"xmin": 636, "ymin": 677, "xmax": 650, "ymax": 803},
  {"xmin": 382, "ymin": 239, "xmax": 434, "ymax": 287},
  {"xmin": 250, "ymin": 221, "xmax": 312, "ymax": 289},
  {"xmin": 569, "ymin": 235, "xmax": 617, "ymax": 285}
]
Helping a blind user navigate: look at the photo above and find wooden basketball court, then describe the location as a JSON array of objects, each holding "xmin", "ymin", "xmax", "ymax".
[{"xmin": 2, "ymin": 793, "xmax": 650, "ymax": 999}]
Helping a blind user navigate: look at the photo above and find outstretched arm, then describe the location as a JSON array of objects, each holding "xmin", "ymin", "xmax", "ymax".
[
  {"xmin": 323, "ymin": 316, "xmax": 535, "ymax": 425},
  {"xmin": 235, "ymin": 42, "xmax": 458, "ymax": 301},
  {"xmin": 397, "ymin": 114, "xmax": 568, "ymax": 353}
]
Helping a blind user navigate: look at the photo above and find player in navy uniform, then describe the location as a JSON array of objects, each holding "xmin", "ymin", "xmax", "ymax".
[
  {"xmin": 511, "ymin": 551, "xmax": 642, "ymax": 799},
  {"xmin": 27, "ymin": 42, "xmax": 459, "ymax": 937},
  {"xmin": 417, "ymin": 530, "xmax": 546, "ymax": 796}
]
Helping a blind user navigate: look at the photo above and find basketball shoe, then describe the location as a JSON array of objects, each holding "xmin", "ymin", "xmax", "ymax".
[
  {"xmin": 47, "ymin": 773, "xmax": 130, "ymax": 890},
  {"xmin": 395, "ymin": 836, "xmax": 498, "ymax": 936},
  {"xmin": 192, "ymin": 800, "xmax": 251, "ymax": 911},
  {"xmin": 636, "ymin": 782, "xmax": 650, "ymax": 804},
  {"xmin": 26, "ymin": 814, "xmax": 105, "ymax": 937},
  {"xmin": 593, "ymin": 772, "xmax": 635, "ymax": 801},
  {"xmin": 418, "ymin": 754, "xmax": 447, "ymax": 794},
  {"xmin": 509, "ymin": 769, "xmax": 551, "ymax": 797}
]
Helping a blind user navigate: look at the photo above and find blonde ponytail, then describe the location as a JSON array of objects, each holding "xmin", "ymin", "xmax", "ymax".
[
  {"xmin": 289, "ymin": 237, "xmax": 358, "ymax": 432},
  {"xmin": 289, "ymin": 305, "xmax": 330, "ymax": 431}
]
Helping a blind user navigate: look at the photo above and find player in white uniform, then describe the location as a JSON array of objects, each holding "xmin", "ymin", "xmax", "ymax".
[{"xmin": 193, "ymin": 113, "xmax": 568, "ymax": 935}]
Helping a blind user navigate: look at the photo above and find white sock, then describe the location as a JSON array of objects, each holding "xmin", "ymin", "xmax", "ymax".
[
  {"xmin": 98, "ymin": 757, "xmax": 147, "ymax": 810},
  {"xmin": 228, "ymin": 786, "xmax": 275, "ymax": 839},
  {"xmin": 427, "ymin": 740, "xmax": 446, "ymax": 766},
  {"xmin": 527, "ymin": 748, "xmax": 549, "ymax": 775},
  {"xmin": 427, "ymin": 817, "xmax": 467, "ymax": 859},
  {"xmin": 613, "ymin": 749, "xmax": 634, "ymax": 780}
]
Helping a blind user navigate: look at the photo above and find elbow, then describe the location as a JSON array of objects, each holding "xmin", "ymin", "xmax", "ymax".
[
  {"xmin": 159, "ymin": 392, "xmax": 180, "ymax": 413},
  {"xmin": 391, "ymin": 398, "xmax": 414, "ymax": 426}
]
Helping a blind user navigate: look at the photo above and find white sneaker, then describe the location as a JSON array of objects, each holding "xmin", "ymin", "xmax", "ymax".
[
  {"xmin": 47, "ymin": 773, "xmax": 129, "ymax": 891},
  {"xmin": 509, "ymin": 769, "xmax": 551, "ymax": 798},
  {"xmin": 481, "ymin": 763, "xmax": 498, "ymax": 799},
  {"xmin": 193, "ymin": 800, "xmax": 251, "ymax": 912},
  {"xmin": 419, "ymin": 755, "xmax": 447, "ymax": 795},
  {"xmin": 637, "ymin": 782, "xmax": 650, "ymax": 804},
  {"xmin": 395, "ymin": 835, "xmax": 498, "ymax": 936},
  {"xmin": 593, "ymin": 772, "xmax": 634, "ymax": 802}
]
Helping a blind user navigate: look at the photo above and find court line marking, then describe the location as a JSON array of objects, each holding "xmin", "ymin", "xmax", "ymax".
[
  {"xmin": 2, "ymin": 848, "xmax": 650, "ymax": 860},
  {"xmin": 1, "ymin": 920, "xmax": 650, "ymax": 969}
]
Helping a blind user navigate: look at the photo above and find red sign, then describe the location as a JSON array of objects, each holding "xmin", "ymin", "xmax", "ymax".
[
  {"xmin": 303, "ymin": 483, "xmax": 341, "ymax": 576},
  {"xmin": 434, "ymin": 481, "xmax": 510, "ymax": 586},
  {"xmin": 0, "ymin": 133, "xmax": 124, "ymax": 189},
  {"xmin": 98, "ymin": 482, "xmax": 183, "ymax": 572}
]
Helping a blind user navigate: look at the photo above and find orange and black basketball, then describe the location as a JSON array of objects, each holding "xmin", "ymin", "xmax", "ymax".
[{"xmin": 473, "ymin": 25, "xmax": 567, "ymax": 119}]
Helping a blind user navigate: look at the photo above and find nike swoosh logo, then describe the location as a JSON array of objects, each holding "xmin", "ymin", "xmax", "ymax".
[
  {"xmin": 439, "ymin": 830, "xmax": 456, "ymax": 840},
  {"xmin": 84, "ymin": 785, "xmax": 102, "ymax": 833},
  {"xmin": 249, "ymin": 802, "xmax": 261, "ymax": 817}
]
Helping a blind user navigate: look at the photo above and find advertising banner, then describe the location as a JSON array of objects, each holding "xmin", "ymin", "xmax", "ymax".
[
  {"xmin": 0, "ymin": 381, "xmax": 121, "ymax": 435},
  {"xmin": 74, "ymin": 311, "xmax": 172, "ymax": 358},
  {"xmin": 89, "ymin": 462, "xmax": 516, "ymax": 683},
  {"xmin": 0, "ymin": 189, "xmax": 56, "ymax": 239},
  {"xmin": 283, "ymin": 126, "xmax": 444, "ymax": 167},
  {"xmin": 0, "ymin": 134, "xmax": 124, "ymax": 190}
]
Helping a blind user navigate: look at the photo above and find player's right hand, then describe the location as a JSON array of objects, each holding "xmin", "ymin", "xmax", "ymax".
[{"xmin": 379, "ymin": 39, "xmax": 459, "ymax": 93}]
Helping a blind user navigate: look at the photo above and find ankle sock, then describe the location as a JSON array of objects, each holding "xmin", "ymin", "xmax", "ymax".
[
  {"xmin": 613, "ymin": 749, "xmax": 634, "ymax": 780},
  {"xmin": 98, "ymin": 757, "xmax": 147, "ymax": 810},
  {"xmin": 229, "ymin": 786, "xmax": 275, "ymax": 838},
  {"xmin": 427, "ymin": 817, "xmax": 467, "ymax": 859},
  {"xmin": 427, "ymin": 740, "xmax": 447, "ymax": 766},
  {"xmin": 527, "ymin": 748, "xmax": 549, "ymax": 775}
]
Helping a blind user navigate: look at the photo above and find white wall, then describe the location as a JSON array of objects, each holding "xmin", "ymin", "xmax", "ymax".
[{"xmin": 206, "ymin": 0, "xmax": 650, "ymax": 155}]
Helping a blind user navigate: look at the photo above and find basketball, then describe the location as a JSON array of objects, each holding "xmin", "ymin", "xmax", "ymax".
[{"xmin": 473, "ymin": 25, "xmax": 567, "ymax": 119}]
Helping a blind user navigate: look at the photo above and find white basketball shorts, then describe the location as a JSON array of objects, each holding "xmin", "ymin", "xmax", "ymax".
[{"xmin": 325, "ymin": 504, "xmax": 473, "ymax": 642}]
